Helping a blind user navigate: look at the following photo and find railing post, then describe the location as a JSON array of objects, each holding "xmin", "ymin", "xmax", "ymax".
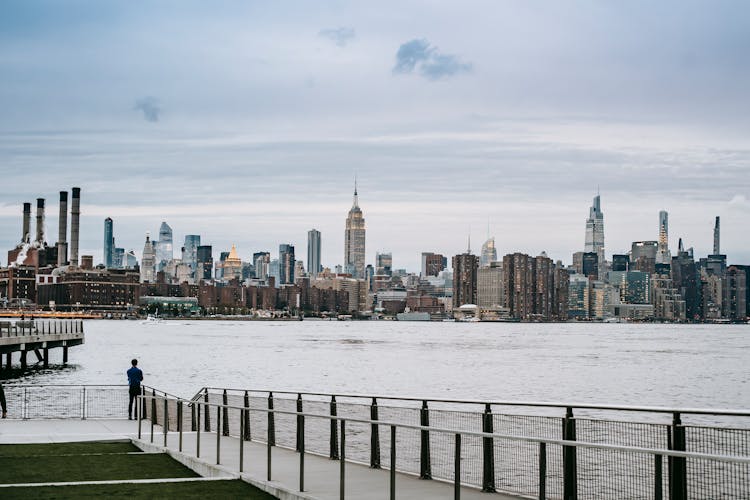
[
  {"xmin": 370, "ymin": 397, "xmax": 381, "ymax": 469},
  {"xmin": 243, "ymin": 391, "xmax": 251, "ymax": 441},
  {"xmin": 268, "ymin": 392, "xmax": 276, "ymax": 447},
  {"xmin": 150, "ymin": 398, "xmax": 155, "ymax": 443},
  {"xmin": 216, "ymin": 405, "xmax": 221, "ymax": 464},
  {"xmin": 296, "ymin": 393, "xmax": 303, "ymax": 451},
  {"xmin": 82, "ymin": 386, "xmax": 86, "ymax": 420},
  {"xmin": 222, "ymin": 389, "xmax": 229, "ymax": 437},
  {"xmin": 670, "ymin": 412, "xmax": 687, "ymax": 500},
  {"xmin": 340, "ymin": 419, "xmax": 346, "ymax": 500},
  {"xmin": 163, "ymin": 397, "xmax": 168, "ymax": 446},
  {"xmin": 330, "ymin": 395, "xmax": 339, "ymax": 459},
  {"xmin": 299, "ymin": 413, "xmax": 305, "ymax": 492},
  {"xmin": 138, "ymin": 396, "xmax": 142, "ymax": 439},
  {"xmin": 191, "ymin": 400, "xmax": 196, "ymax": 431},
  {"xmin": 420, "ymin": 400, "xmax": 432, "ymax": 480},
  {"xmin": 196, "ymin": 403, "xmax": 201, "ymax": 458},
  {"xmin": 390, "ymin": 425, "xmax": 396, "ymax": 500},
  {"xmin": 23, "ymin": 387, "xmax": 27, "ymax": 420},
  {"xmin": 151, "ymin": 389, "xmax": 157, "ymax": 426},
  {"xmin": 539, "ymin": 442, "xmax": 547, "ymax": 500},
  {"xmin": 178, "ymin": 400, "xmax": 183, "ymax": 452},
  {"xmin": 203, "ymin": 389, "xmax": 210, "ymax": 432},
  {"xmin": 655, "ymin": 454, "xmax": 663, "ymax": 500},
  {"xmin": 454, "ymin": 433, "xmax": 461, "ymax": 500},
  {"xmin": 562, "ymin": 407, "xmax": 578, "ymax": 500},
  {"xmin": 482, "ymin": 403, "xmax": 496, "ymax": 492},
  {"xmin": 240, "ymin": 408, "xmax": 245, "ymax": 472},
  {"xmin": 267, "ymin": 409, "xmax": 272, "ymax": 481},
  {"xmin": 141, "ymin": 386, "xmax": 147, "ymax": 419}
]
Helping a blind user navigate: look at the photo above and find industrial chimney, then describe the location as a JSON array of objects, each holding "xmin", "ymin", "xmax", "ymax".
[
  {"xmin": 57, "ymin": 191, "xmax": 68, "ymax": 266},
  {"xmin": 35, "ymin": 198, "xmax": 45, "ymax": 244},
  {"xmin": 70, "ymin": 187, "xmax": 81, "ymax": 266},
  {"xmin": 22, "ymin": 202, "xmax": 31, "ymax": 243}
]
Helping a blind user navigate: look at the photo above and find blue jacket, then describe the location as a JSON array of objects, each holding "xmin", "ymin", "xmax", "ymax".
[{"xmin": 127, "ymin": 366, "xmax": 143, "ymax": 387}]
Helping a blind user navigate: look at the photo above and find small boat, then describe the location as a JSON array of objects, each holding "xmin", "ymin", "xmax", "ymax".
[{"xmin": 142, "ymin": 314, "xmax": 163, "ymax": 324}]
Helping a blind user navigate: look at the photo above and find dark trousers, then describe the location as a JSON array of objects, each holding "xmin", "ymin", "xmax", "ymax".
[{"xmin": 128, "ymin": 385, "xmax": 141, "ymax": 418}]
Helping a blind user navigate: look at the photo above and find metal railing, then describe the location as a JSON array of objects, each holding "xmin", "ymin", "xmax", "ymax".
[
  {"xmin": 1, "ymin": 384, "xmax": 129, "ymax": 419},
  {"xmin": 137, "ymin": 393, "xmax": 750, "ymax": 500},
  {"xmin": 0, "ymin": 319, "xmax": 84, "ymax": 338},
  {"xmin": 189, "ymin": 387, "xmax": 750, "ymax": 499}
]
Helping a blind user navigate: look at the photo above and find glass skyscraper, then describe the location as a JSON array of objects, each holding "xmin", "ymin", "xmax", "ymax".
[{"xmin": 307, "ymin": 229, "xmax": 321, "ymax": 277}]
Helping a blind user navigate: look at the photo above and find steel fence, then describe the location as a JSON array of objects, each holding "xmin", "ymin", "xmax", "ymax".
[{"xmin": 1, "ymin": 385, "xmax": 129, "ymax": 419}]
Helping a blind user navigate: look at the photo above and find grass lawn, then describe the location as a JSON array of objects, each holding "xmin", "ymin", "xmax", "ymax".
[
  {"xmin": 0, "ymin": 441, "xmax": 140, "ymax": 457},
  {"xmin": 0, "ymin": 480, "xmax": 277, "ymax": 499},
  {"xmin": 0, "ymin": 453, "xmax": 199, "ymax": 484}
]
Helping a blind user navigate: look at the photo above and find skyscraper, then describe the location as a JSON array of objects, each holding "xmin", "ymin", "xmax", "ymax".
[
  {"xmin": 183, "ymin": 235, "xmax": 201, "ymax": 276},
  {"xmin": 656, "ymin": 211, "xmax": 671, "ymax": 265},
  {"xmin": 156, "ymin": 221, "xmax": 173, "ymax": 268},
  {"xmin": 713, "ymin": 216, "xmax": 720, "ymax": 255},
  {"xmin": 140, "ymin": 233, "xmax": 156, "ymax": 283},
  {"xmin": 279, "ymin": 243, "xmax": 295, "ymax": 284},
  {"xmin": 103, "ymin": 217, "xmax": 114, "ymax": 268},
  {"xmin": 344, "ymin": 183, "xmax": 366, "ymax": 279},
  {"xmin": 307, "ymin": 229, "xmax": 321, "ymax": 277},
  {"xmin": 197, "ymin": 245, "xmax": 213, "ymax": 281},
  {"xmin": 480, "ymin": 237, "xmax": 497, "ymax": 267},
  {"xmin": 584, "ymin": 193, "xmax": 605, "ymax": 277},
  {"xmin": 375, "ymin": 252, "xmax": 392, "ymax": 276},
  {"xmin": 452, "ymin": 246, "xmax": 479, "ymax": 307},
  {"xmin": 253, "ymin": 252, "xmax": 270, "ymax": 280},
  {"xmin": 421, "ymin": 252, "xmax": 447, "ymax": 277}
]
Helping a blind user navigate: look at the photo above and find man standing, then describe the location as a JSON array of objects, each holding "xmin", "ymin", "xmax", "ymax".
[{"xmin": 127, "ymin": 359, "xmax": 143, "ymax": 420}]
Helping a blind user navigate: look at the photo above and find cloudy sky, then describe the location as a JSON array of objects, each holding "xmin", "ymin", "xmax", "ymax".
[{"xmin": 1, "ymin": 1, "xmax": 748, "ymax": 270}]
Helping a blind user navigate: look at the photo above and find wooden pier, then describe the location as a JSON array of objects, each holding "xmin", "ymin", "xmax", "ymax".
[{"xmin": 0, "ymin": 319, "xmax": 84, "ymax": 370}]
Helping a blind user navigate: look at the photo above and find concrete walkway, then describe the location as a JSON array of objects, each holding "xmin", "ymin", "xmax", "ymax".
[{"xmin": 0, "ymin": 419, "xmax": 520, "ymax": 499}]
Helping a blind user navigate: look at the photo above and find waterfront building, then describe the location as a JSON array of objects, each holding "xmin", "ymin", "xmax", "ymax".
[
  {"xmin": 584, "ymin": 193, "xmax": 605, "ymax": 278},
  {"xmin": 607, "ymin": 270, "xmax": 651, "ymax": 304},
  {"xmin": 222, "ymin": 245, "xmax": 242, "ymax": 281},
  {"xmin": 307, "ymin": 229, "xmax": 321, "ymax": 277},
  {"xmin": 503, "ymin": 253, "xmax": 534, "ymax": 320},
  {"xmin": 344, "ymin": 184, "xmax": 366, "ymax": 279},
  {"xmin": 376, "ymin": 252, "xmax": 392, "ymax": 276},
  {"xmin": 156, "ymin": 222, "xmax": 173, "ymax": 270},
  {"xmin": 197, "ymin": 245, "xmax": 213, "ymax": 281},
  {"xmin": 103, "ymin": 218, "xmax": 114, "ymax": 268},
  {"xmin": 140, "ymin": 233, "xmax": 156, "ymax": 283},
  {"xmin": 568, "ymin": 273, "xmax": 589, "ymax": 319},
  {"xmin": 477, "ymin": 261, "xmax": 503, "ymax": 311},
  {"xmin": 652, "ymin": 277, "xmax": 687, "ymax": 321},
  {"xmin": 452, "ymin": 251, "xmax": 478, "ymax": 307},
  {"xmin": 589, "ymin": 280, "xmax": 616, "ymax": 320},
  {"xmin": 183, "ymin": 235, "xmax": 201, "ymax": 276},
  {"xmin": 727, "ymin": 266, "xmax": 747, "ymax": 321},
  {"xmin": 279, "ymin": 244, "xmax": 295, "ymax": 284},
  {"xmin": 421, "ymin": 252, "xmax": 447, "ymax": 277},
  {"xmin": 656, "ymin": 211, "xmax": 671, "ymax": 265},
  {"xmin": 37, "ymin": 268, "xmax": 141, "ymax": 311},
  {"xmin": 480, "ymin": 237, "xmax": 497, "ymax": 268}
]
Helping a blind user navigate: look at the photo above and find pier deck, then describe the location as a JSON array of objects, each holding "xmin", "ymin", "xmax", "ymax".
[
  {"xmin": 0, "ymin": 419, "xmax": 518, "ymax": 499},
  {"xmin": 0, "ymin": 319, "xmax": 83, "ymax": 369}
]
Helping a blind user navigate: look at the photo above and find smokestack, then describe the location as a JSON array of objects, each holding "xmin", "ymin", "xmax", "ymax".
[
  {"xmin": 70, "ymin": 187, "xmax": 81, "ymax": 266},
  {"xmin": 22, "ymin": 202, "xmax": 31, "ymax": 243},
  {"xmin": 57, "ymin": 191, "xmax": 69, "ymax": 266},
  {"xmin": 713, "ymin": 216, "xmax": 720, "ymax": 255},
  {"xmin": 35, "ymin": 198, "xmax": 45, "ymax": 244}
]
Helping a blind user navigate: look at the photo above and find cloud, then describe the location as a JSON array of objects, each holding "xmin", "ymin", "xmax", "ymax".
[
  {"xmin": 393, "ymin": 39, "xmax": 471, "ymax": 80},
  {"xmin": 728, "ymin": 194, "xmax": 749, "ymax": 209},
  {"xmin": 318, "ymin": 27, "xmax": 355, "ymax": 47},
  {"xmin": 133, "ymin": 97, "xmax": 161, "ymax": 122}
]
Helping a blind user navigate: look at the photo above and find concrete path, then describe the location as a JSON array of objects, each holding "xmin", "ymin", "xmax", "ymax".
[{"xmin": 0, "ymin": 419, "xmax": 521, "ymax": 499}]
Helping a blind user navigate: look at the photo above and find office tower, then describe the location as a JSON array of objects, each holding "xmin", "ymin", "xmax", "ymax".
[
  {"xmin": 279, "ymin": 244, "xmax": 295, "ymax": 284},
  {"xmin": 223, "ymin": 245, "xmax": 242, "ymax": 280},
  {"xmin": 612, "ymin": 254, "xmax": 629, "ymax": 272},
  {"xmin": 584, "ymin": 193, "xmax": 605, "ymax": 277},
  {"xmin": 572, "ymin": 251, "xmax": 584, "ymax": 274},
  {"xmin": 253, "ymin": 252, "xmax": 270, "ymax": 280},
  {"xmin": 124, "ymin": 250, "xmax": 138, "ymax": 269},
  {"xmin": 477, "ymin": 262, "xmax": 503, "ymax": 310},
  {"xmin": 582, "ymin": 252, "xmax": 598, "ymax": 279},
  {"xmin": 269, "ymin": 259, "xmax": 280, "ymax": 284},
  {"xmin": 344, "ymin": 183, "xmax": 366, "ymax": 279},
  {"xmin": 140, "ymin": 233, "xmax": 156, "ymax": 283},
  {"xmin": 631, "ymin": 241, "xmax": 658, "ymax": 274},
  {"xmin": 421, "ymin": 252, "xmax": 447, "ymax": 277},
  {"xmin": 156, "ymin": 221, "xmax": 173, "ymax": 268},
  {"xmin": 112, "ymin": 247, "xmax": 125, "ymax": 269},
  {"xmin": 568, "ymin": 274, "xmax": 590, "ymax": 319},
  {"xmin": 656, "ymin": 211, "xmax": 671, "ymax": 265},
  {"xmin": 727, "ymin": 267, "xmax": 747, "ymax": 321},
  {"xmin": 671, "ymin": 245, "xmax": 700, "ymax": 320},
  {"xmin": 480, "ymin": 237, "xmax": 497, "ymax": 267},
  {"xmin": 376, "ymin": 252, "xmax": 392, "ymax": 276},
  {"xmin": 197, "ymin": 245, "xmax": 213, "ymax": 281},
  {"xmin": 307, "ymin": 229, "xmax": 321, "ymax": 277},
  {"xmin": 183, "ymin": 235, "xmax": 201, "ymax": 275},
  {"xmin": 103, "ymin": 218, "xmax": 114, "ymax": 268},
  {"xmin": 452, "ymin": 249, "xmax": 479, "ymax": 307},
  {"xmin": 713, "ymin": 216, "xmax": 720, "ymax": 255},
  {"xmin": 503, "ymin": 253, "xmax": 534, "ymax": 320}
]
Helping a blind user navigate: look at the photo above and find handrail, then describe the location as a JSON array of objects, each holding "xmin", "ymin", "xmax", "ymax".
[
  {"xmin": 200, "ymin": 386, "xmax": 750, "ymax": 417},
  {"xmin": 138, "ymin": 394, "xmax": 750, "ymax": 463}
]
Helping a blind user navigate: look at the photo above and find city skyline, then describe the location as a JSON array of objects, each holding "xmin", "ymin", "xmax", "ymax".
[{"xmin": 0, "ymin": 1, "xmax": 748, "ymax": 269}]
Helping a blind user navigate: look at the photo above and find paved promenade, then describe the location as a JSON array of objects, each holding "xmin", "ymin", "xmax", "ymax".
[{"xmin": 0, "ymin": 419, "xmax": 519, "ymax": 499}]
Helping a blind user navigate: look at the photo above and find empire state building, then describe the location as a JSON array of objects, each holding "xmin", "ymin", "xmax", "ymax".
[{"xmin": 344, "ymin": 184, "xmax": 366, "ymax": 279}]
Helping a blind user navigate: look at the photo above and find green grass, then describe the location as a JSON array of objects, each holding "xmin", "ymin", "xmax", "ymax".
[
  {"xmin": 0, "ymin": 480, "xmax": 277, "ymax": 499},
  {"xmin": 0, "ymin": 441, "xmax": 140, "ymax": 457},
  {"xmin": 0, "ymin": 454, "xmax": 198, "ymax": 484}
]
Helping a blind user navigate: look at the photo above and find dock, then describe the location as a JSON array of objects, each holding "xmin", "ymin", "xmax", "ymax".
[{"xmin": 0, "ymin": 319, "xmax": 84, "ymax": 370}]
